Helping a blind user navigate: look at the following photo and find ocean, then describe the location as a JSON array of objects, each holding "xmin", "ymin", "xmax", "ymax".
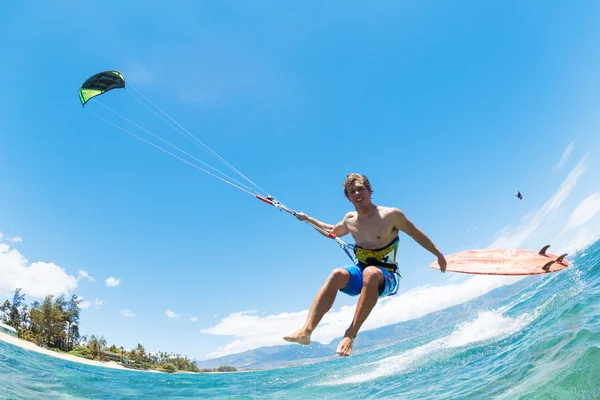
[{"xmin": 1, "ymin": 240, "xmax": 599, "ymax": 399}]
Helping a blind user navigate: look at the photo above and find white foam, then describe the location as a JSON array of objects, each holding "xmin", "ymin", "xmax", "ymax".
[{"xmin": 323, "ymin": 309, "xmax": 537, "ymax": 385}]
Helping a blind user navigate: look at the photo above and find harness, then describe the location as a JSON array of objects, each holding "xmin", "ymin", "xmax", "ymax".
[{"xmin": 354, "ymin": 237, "xmax": 400, "ymax": 273}]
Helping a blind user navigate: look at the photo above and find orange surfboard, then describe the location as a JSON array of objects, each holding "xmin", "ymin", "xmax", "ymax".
[{"xmin": 429, "ymin": 245, "xmax": 569, "ymax": 276}]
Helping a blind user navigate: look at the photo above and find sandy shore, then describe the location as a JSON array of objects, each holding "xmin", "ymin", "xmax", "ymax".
[{"xmin": 0, "ymin": 331, "xmax": 155, "ymax": 372}]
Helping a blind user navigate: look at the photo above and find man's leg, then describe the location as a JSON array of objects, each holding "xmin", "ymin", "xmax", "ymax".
[
  {"xmin": 337, "ymin": 266, "xmax": 384, "ymax": 356},
  {"xmin": 283, "ymin": 268, "xmax": 350, "ymax": 345}
]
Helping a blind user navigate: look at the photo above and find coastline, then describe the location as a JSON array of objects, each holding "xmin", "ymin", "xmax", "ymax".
[{"xmin": 0, "ymin": 331, "xmax": 157, "ymax": 373}]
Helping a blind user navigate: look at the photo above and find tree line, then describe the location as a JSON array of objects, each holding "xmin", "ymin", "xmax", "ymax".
[{"xmin": 1, "ymin": 288, "xmax": 236, "ymax": 374}]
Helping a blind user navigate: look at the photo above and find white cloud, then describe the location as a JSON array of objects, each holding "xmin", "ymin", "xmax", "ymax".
[
  {"xmin": 560, "ymin": 226, "xmax": 599, "ymax": 255},
  {"xmin": 95, "ymin": 298, "xmax": 107, "ymax": 308},
  {"xmin": 75, "ymin": 296, "xmax": 91, "ymax": 309},
  {"xmin": 79, "ymin": 300, "xmax": 91, "ymax": 309},
  {"xmin": 105, "ymin": 277, "xmax": 121, "ymax": 288},
  {"xmin": 0, "ymin": 233, "xmax": 23, "ymax": 244},
  {"xmin": 77, "ymin": 270, "xmax": 95, "ymax": 282},
  {"xmin": 190, "ymin": 316, "xmax": 198, "ymax": 322},
  {"xmin": 0, "ymin": 240, "xmax": 78, "ymax": 298},
  {"xmin": 489, "ymin": 153, "xmax": 588, "ymax": 249},
  {"xmin": 166, "ymin": 310, "xmax": 180, "ymax": 319},
  {"xmin": 566, "ymin": 192, "xmax": 600, "ymax": 230},
  {"xmin": 201, "ymin": 274, "xmax": 522, "ymax": 358},
  {"xmin": 121, "ymin": 309, "xmax": 136, "ymax": 317},
  {"xmin": 126, "ymin": 61, "xmax": 153, "ymax": 86},
  {"xmin": 553, "ymin": 143, "xmax": 574, "ymax": 171}
]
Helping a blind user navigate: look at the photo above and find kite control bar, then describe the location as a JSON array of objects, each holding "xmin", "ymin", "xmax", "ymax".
[{"xmin": 255, "ymin": 195, "xmax": 350, "ymax": 247}]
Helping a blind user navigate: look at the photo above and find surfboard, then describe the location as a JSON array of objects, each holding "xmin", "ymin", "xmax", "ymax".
[{"xmin": 428, "ymin": 245, "xmax": 569, "ymax": 276}]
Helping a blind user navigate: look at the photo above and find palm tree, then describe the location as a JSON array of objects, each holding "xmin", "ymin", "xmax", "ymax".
[
  {"xmin": 38, "ymin": 296, "xmax": 55, "ymax": 346},
  {"xmin": 86, "ymin": 335, "xmax": 107, "ymax": 360},
  {"xmin": 65, "ymin": 295, "xmax": 81, "ymax": 350},
  {"xmin": 0, "ymin": 300, "xmax": 10, "ymax": 322},
  {"xmin": 50, "ymin": 295, "xmax": 68, "ymax": 349},
  {"xmin": 20, "ymin": 305, "xmax": 30, "ymax": 330},
  {"xmin": 136, "ymin": 343, "xmax": 146, "ymax": 359},
  {"xmin": 8, "ymin": 288, "xmax": 25, "ymax": 329}
]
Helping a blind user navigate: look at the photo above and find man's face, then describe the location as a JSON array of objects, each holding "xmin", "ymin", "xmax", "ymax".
[{"xmin": 346, "ymin": 181, "xmax": 371, "ymax": 207}]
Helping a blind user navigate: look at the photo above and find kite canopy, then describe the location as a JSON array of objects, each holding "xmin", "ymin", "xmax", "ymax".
[{"xmin": 79, "ymin": 70, "xmax": 125, "ymax": 106}]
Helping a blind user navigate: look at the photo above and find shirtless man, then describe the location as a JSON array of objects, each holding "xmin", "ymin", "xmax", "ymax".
[{"xmin": 283, "ymin": 173, "xmax": 447, "ymax": 357}]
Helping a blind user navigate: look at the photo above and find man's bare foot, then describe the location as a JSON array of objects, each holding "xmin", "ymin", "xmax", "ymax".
[
  {"xmin": 283, "ymin": 329, "xmax": 311, "ymax": 345},
  {"xmin": 336, "ymin": 336, "xmax": 354, "ymax": 357}
]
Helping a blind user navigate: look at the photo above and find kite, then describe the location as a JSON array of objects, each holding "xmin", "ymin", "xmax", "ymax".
[{"xmin": 79, "ymin": 70, "xmax": 126, "ymax": 107}]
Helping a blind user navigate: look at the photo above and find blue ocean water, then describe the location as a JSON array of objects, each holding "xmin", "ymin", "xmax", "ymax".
[{"xmin": 1, "ymin": 241, "xmax": 599, "ymax": 399}]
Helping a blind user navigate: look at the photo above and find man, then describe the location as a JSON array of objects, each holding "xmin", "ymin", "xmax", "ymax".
[{"xmin": 283, "ymin": 173, "xmax": 447, "ymax": 357}]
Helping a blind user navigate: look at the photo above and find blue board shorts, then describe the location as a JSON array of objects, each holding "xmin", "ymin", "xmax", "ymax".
[{"xmin": 339, "ymin": 264, "xmax": 400, "ymax": 298}]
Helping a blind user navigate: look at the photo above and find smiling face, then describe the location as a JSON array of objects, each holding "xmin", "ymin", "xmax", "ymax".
[
  {"xmin": 347, "ymin": 181, "xmax": 372, "ymax": 207},
  {"xmin": 343, "ymin": 173, "xmax": 373, "ymax": 209}
]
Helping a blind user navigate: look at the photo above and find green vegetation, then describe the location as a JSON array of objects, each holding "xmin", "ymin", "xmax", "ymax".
[
  {"xmin": 1, "ymin": 288, "xmax": 237, "ymax": 374},
  {"xmin": 0, "ymin": 288, "xmax": 81, "ymax": 351}
]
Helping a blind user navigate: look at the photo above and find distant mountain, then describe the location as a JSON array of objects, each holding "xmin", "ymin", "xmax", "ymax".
[{"xmin": 196, "ymin": 276, "xmax": 540, "ymax": 370}]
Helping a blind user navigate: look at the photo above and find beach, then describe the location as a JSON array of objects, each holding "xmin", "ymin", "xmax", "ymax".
[{"xmin": 0, "ymin": 331, "xmax": 140, "ymax": 372}]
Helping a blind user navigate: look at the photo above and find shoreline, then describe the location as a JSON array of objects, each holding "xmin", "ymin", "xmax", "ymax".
[
  {"xmin": 0, "ymin": 331, "xmax": 159, "ymax": 373},
  {"xmin": 0, "ymin": 332, "xmax": 247, "ymax": 374}
]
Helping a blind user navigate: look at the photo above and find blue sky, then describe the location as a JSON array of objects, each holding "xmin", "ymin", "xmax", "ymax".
[{"xmin": 1, "ymin": 1, "xmax": 600, "ymax": 360}]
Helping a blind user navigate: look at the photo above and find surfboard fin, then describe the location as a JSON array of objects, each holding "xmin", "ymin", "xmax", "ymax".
[
  {"xmin": 542, "ymin": 260, "xmax": 555, "ymax": 271},
  {"xmin": 556, "ymin": 253, "xmax": 568, "ymax": 264},
  {"xmin": 538, "ymin": 245, "xmax": 551, "ymax": 255}
]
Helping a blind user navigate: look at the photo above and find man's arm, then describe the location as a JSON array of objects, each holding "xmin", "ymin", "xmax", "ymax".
[
  {"xmin": 296, "ymin": 212, "xmax": 350, "ymax": 238},
  {"xmin": 393, "ymin": 208, "xmax": 447, "ymax": 272}
]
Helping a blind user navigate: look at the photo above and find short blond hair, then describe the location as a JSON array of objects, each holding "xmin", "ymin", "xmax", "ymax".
[{"xmin": 343, "ymin": 173, "xmax": 373, "ymax": 198}]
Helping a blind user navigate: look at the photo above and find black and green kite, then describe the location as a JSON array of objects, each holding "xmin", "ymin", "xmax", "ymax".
[{"xmin": 79, "ymin": 70, "xmax": 125, "ymax": 107}]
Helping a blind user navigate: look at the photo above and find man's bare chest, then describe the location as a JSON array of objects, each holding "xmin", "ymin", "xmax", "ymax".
[{"xmin": 348, "ymin": 218, "xmax": 397, "ymax": 249}]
